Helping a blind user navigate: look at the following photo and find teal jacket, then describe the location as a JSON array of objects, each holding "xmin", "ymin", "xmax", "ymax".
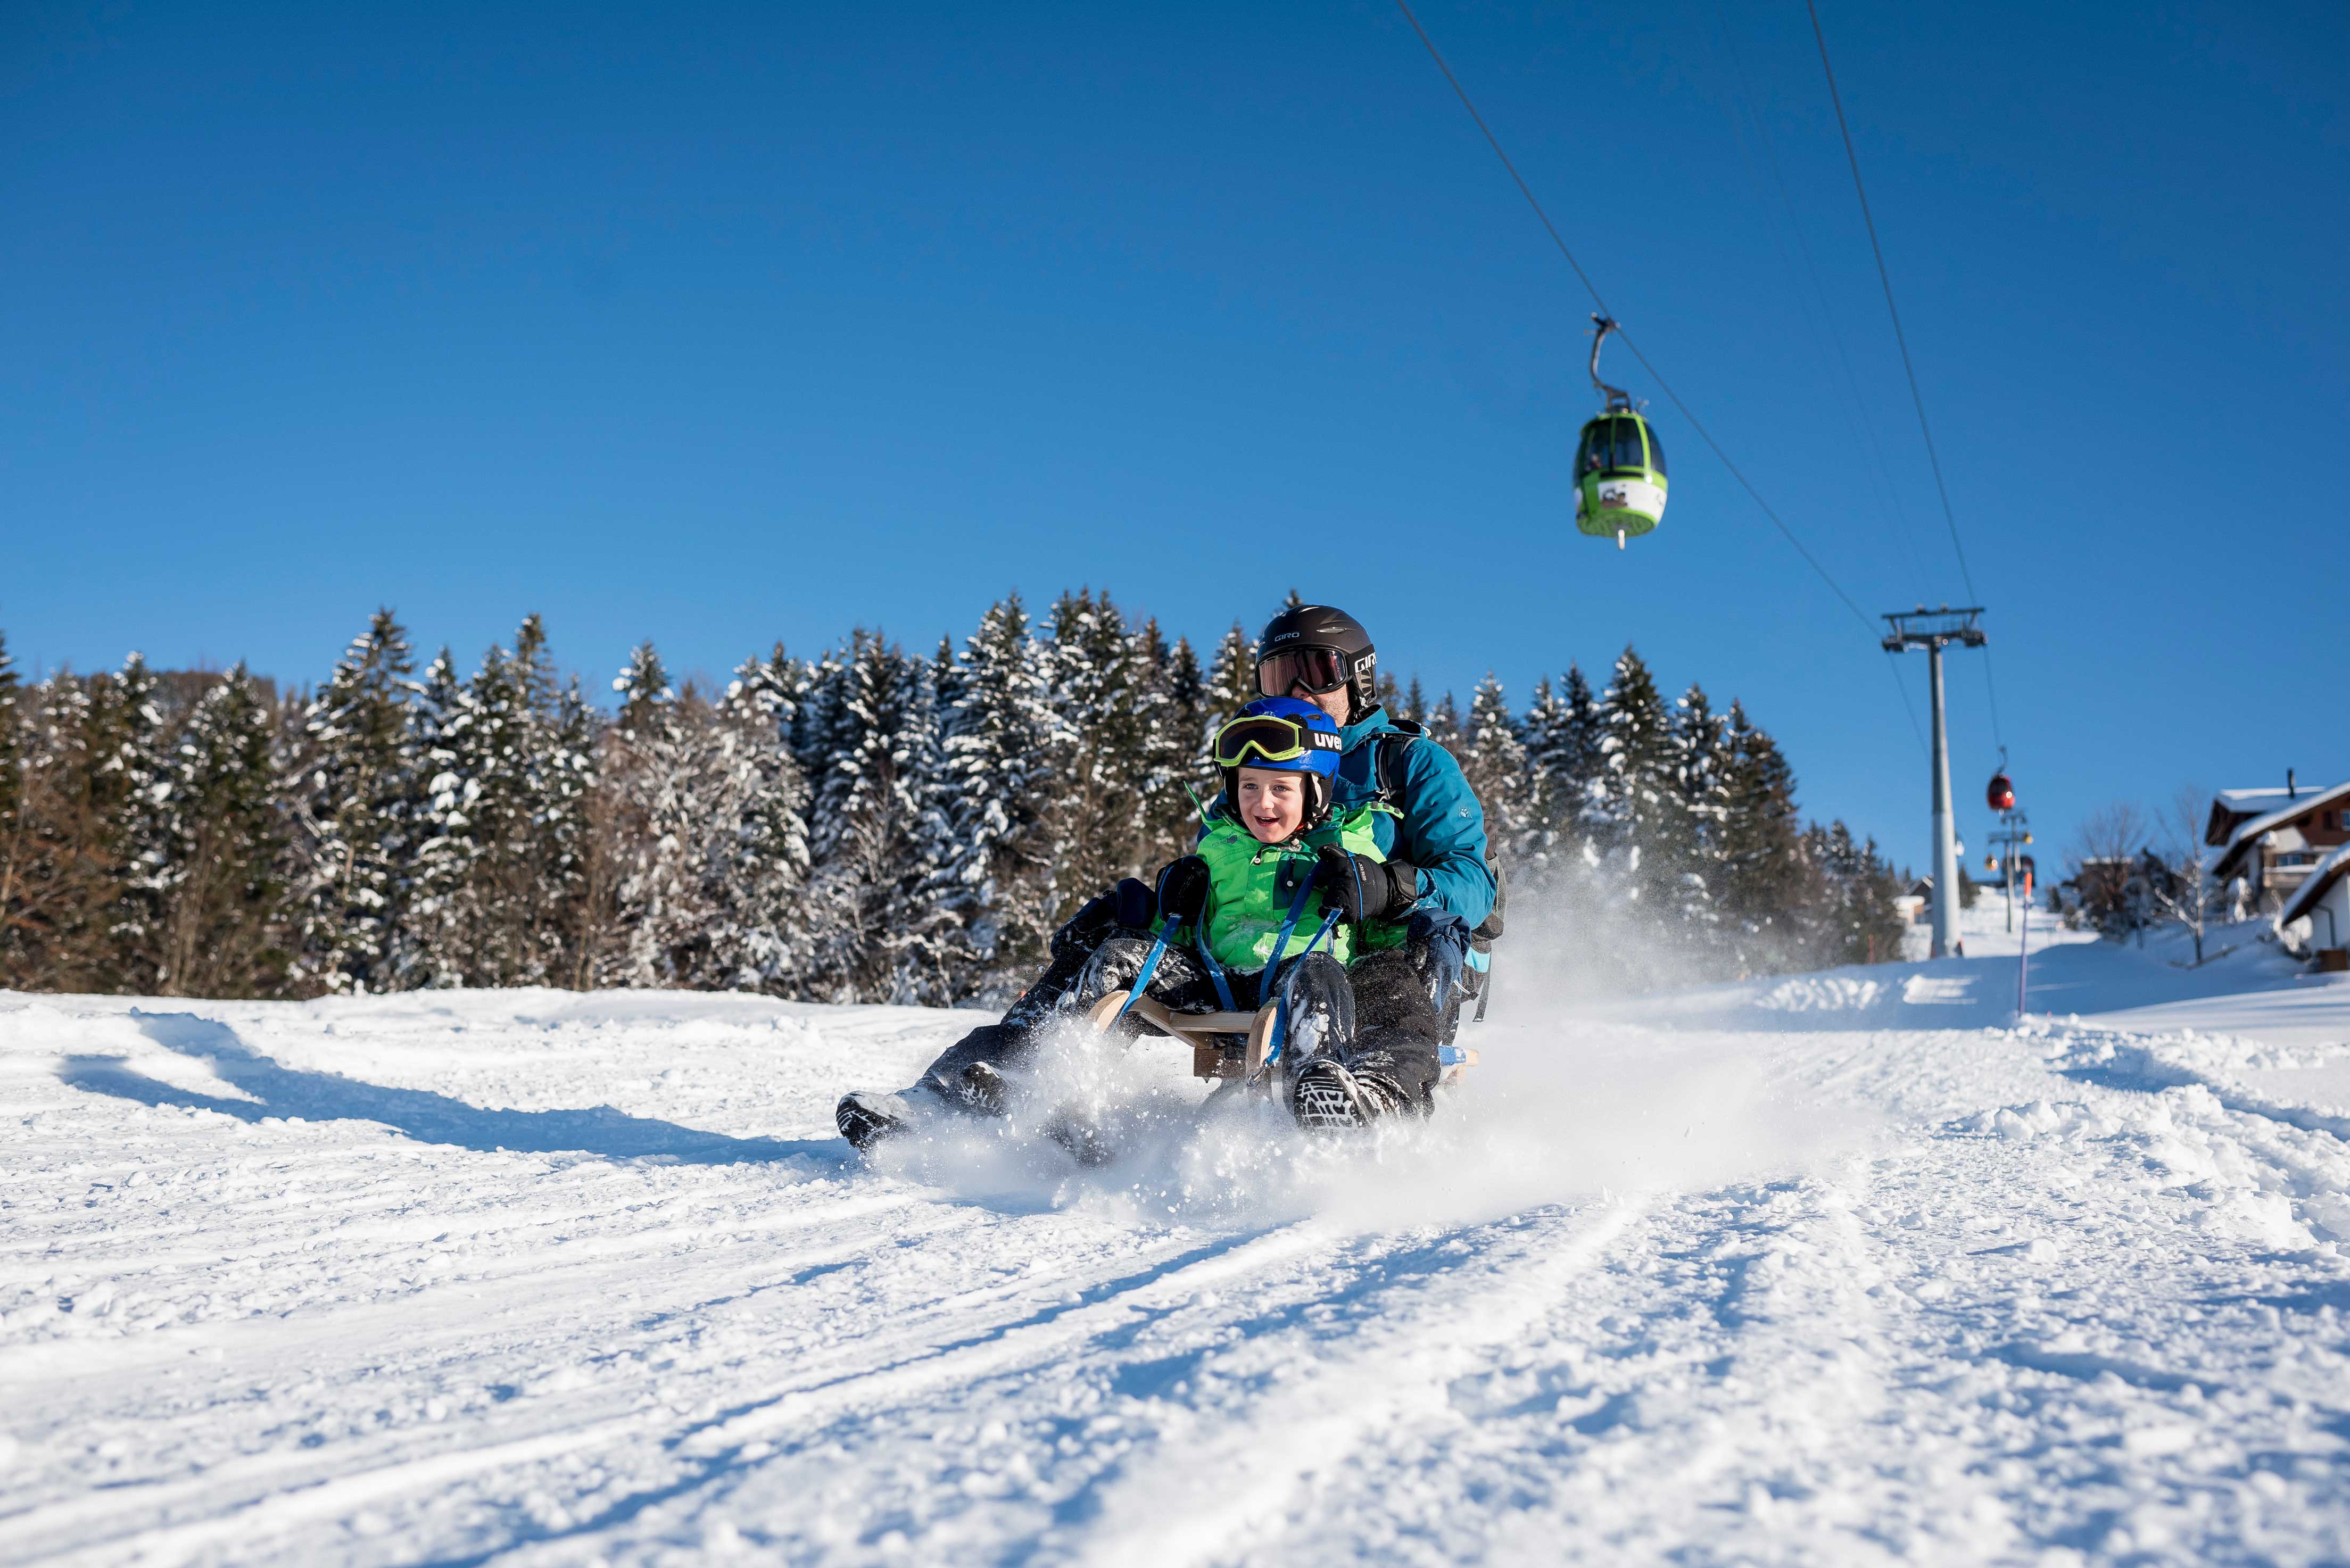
[{"xmin": 1206, "ymin": 705, "xmax": 1496, "ymax": 931}]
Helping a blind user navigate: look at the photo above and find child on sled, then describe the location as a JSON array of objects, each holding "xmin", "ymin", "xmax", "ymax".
[{"xmin": 1063, "ymin": 696, "xmax": 1420, "ymax": 1127}]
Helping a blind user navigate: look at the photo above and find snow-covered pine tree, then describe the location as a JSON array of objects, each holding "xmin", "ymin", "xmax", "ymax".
[
  {"xmin": 544, "ymin": 673, "xmax": 600, "ymax": 988},
  {"xmin": 1672, "ymin": 685, "xmax": 1732, "ymax": 854},
  {"xmin": 1520, "ymin": 671, "xmax": 1603, "ymax": 876},
  {"xmin": 428, "ymin": 617, "xmax": 588, "ymax": 988},
  {"xmin": 1516, "ymin": 675, "xmax": 1567, "ymax": 879},
  {"xmin": 446, "ymin": 636, "xmax": 527, "ymax": 983},
  {"xmin": 148, "ymin": 665, "xmax": 295, "ymax": 998},
  {"xmin": 1374, "ymin": 669, "xmax": 1402, "ymax": 715},
  {"xmin": 0, "ymin": 637, "xmax": 41, "ymax": 985},
  {"xmin": 1800, "ymin": 821, "xmax": 1905, "ymax": 967},
  {"xmin": 1716, "ymin": 701, "xmax": 1809, "ymax": 967},
  {"xmin": 1458, "ymin": 673, "xmax": 1533, "ymax": 861},
  {"xmin": 1422, "ymin": 691, "xmax": 1462, "ymax": 751},
  {"xmin": 1132, "ymin": 617, "xmax": 1207, "ymax": 869},
  {"xmin": 1203, "ymin": 621, "xmax": 1256, "ymax": 737},
  {"xmin": 1400, "ymin": 677, "xmax": 1428, "ymax": 726},
  {"xmin": 0, "ymin": 634, "xmax": 19, "ymax": 857},
  {"xmin": 105, "ymin": 654, "xmax": 176, "ymax": 989},
  {"xmin": 803, "ymin": 629, "xmax": 931, "ymax": 1000},
  {"xmin": 405, "ymin": 647, "xmax": 478, "ymax": 989},
  {"xmin": 1, "ymin": 663, "xmax": 155, "ymax": 991},
  {"xmin": 1553, "ymin": 666, "xmax": 1605, "ymax": 840},
  {"xmin": 1587, "ymin": 646, "xmax": 1684, "ymax": 901},
  {"xmin": 878, "ymin": 652, "xmax": 952, "ymax": 1004},
  {"xmin": 2, "ymin": 674, "xmax": 54, "ymax": 986},
  {"xmin": 788, "ymin": 644, "xmax": 843, "ymax": 781},
  {"xmin": 930, "ymin": 634, "xmax": 963, "ymax": 717},
  {"xmin": 701, "ymin": 645, "xmax": 813, "ymax": 993},
  {"xmin": 1043, "ymin": 590, "xmax": 1149, "ymax": 920},
  {"xmin": 594, "ymin": 642, "xmax": 710, "ymax": 989},
  {"xmin": 0, "ymin": 637, "xmax": 27, "ymax": 981},
  {"xmin": 442, "ymin": 636, "xmax": 532, "ymax": 984},
  {"xmin": 922, "ymin": 595, "xmax": 1061, "ymax": 1001},
  {"xmin": 1659, "ymin": 682, "xmax": 1731, "ymax": 946},
  {"xmin": 296, "ymin": 610, "xmax": 423, "ymax": 994}
]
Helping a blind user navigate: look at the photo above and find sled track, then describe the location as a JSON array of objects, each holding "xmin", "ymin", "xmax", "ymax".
[{"xmin": 7, "ymin": 1194, "xmax": 1641, "ymax": 1568}]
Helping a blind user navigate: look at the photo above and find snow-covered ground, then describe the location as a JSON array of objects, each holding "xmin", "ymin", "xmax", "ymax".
[{"xmin": 9, "ymin": 907, "xmax": 2350, "ymax": 1565}]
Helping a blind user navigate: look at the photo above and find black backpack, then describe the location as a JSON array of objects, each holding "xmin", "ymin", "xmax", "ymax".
[{"xmin": 1370, "ymin": 720, "xmax": 1506, "ymax": 1020}]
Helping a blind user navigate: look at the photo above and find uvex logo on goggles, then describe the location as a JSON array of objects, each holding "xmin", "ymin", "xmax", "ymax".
[{"xmin": 1213, "ymin": 716, "xmax": 1343, "ymax": 767}]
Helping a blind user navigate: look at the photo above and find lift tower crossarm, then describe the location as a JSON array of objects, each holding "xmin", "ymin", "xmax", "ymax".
[
  {"xmin": 1881, "ymin": 605, "xmax": 1987, "ymax": 652},
  {"xmin": 1881, "ymin": 605, "xmax": 1988, "ymax": 958}
]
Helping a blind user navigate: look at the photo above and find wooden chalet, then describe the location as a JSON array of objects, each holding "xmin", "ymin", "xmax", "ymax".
[{"xmin": 2207, "ymin": 775, "xmax": 2350, "ymax": 912}]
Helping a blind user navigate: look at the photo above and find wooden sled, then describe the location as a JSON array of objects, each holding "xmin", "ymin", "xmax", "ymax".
[{"xmin": 1086, "ymin": 990, "xmax": 1480, "ymax": 1086}]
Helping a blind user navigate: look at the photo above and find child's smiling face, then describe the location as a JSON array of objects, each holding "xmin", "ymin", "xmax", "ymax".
[{"xmin": 1236, "ymin": 767, "xmax": 1306, "ymax": 844}]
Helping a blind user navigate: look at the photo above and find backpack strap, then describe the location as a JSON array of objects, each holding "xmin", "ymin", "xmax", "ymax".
[{"xmin": 1370, "ymin": 720, "xmax": 1427, "ymax": 810}]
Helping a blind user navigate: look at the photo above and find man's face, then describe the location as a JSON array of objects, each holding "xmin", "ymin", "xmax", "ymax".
[{"xmin": 1293, "ymin": 686, "xmax": 1349, "ymax": 724}]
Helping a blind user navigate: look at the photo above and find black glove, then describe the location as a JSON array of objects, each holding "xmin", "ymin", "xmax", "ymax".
[
  {"xmin": 1313, "ymin": 848, "xmax": 1421, "ymax": 924},
  {"xmin": 1111, "ymin": 877, "xmax": 1155, "ymax": 931},
  {"xmin": 1155, "ymin": 856, "xmax": 1212, "ymax": 927}
]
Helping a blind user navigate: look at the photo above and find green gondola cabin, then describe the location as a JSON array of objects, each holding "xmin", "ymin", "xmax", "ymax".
[{"xmin": 1574, "ymin": 411, "xmax": 1668, "ymax": 545}]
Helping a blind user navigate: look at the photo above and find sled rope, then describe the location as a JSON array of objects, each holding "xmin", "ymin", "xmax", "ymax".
[{"xmin": 1114, "ymin": 925, "xmax": 1176, "ymax": 1027}]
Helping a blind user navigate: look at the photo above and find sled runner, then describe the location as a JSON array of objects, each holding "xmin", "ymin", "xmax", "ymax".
[{"xmin": 1085, "ymin": 990, "xmax": 1479, "ymax": 1088}]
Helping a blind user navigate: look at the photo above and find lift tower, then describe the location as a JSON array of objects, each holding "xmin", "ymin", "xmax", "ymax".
[{"xmin": 1882, "ymin": 606, "xmax": 1987, "ymax": 959}]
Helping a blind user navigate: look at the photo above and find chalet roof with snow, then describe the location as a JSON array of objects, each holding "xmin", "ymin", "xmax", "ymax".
[
  {"xmin": 2208, "ymin": 783, "xmax": 2337, "ymax": 847},
  {"xmin": 2211, "ymin": 779, "xmax": 2350, "ymax": 882},
  {"xmin": 2280, "ymin": 842, "xmax": 2350, "ymax": 931}
]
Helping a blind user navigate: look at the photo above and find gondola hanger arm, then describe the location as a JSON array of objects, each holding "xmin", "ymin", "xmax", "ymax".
[{"xmin": 1587, "ymin": 314, "xmax": 1632, "ymax": 410}]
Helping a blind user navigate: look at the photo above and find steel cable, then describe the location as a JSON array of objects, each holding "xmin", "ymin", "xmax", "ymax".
[{"xmin": 1803, "ymin": 0, "xmax": 2007, "ymax": 749}]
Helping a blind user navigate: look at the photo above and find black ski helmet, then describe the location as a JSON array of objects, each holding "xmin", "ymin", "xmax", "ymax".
[{"xmin": 1256, "ymin": 603, "xmax": 1379, "ymax": 720}]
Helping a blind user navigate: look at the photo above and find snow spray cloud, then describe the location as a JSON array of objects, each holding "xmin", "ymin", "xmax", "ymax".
[{"xmin": 872, "ymin": 990, "xmax": 1872, "ymax": 1236}]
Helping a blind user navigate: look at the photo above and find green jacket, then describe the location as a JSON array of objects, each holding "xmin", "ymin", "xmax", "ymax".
[{"xmin": 1159, "ymin": 803, "xmax": 1403, "ymax": 972}]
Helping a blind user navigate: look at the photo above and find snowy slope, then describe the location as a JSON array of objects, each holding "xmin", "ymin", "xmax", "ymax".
[{"xmin": 8, "ymin": 911, "xmax": 2350, "ymax": 1565}]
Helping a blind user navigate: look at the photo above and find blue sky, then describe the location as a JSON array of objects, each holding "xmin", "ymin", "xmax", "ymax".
[{"xmin": 4, "ymin": 0, "xmax": 2344, "ymax": 873}]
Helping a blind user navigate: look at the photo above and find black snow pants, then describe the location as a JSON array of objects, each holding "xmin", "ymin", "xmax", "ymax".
[
  {"xmin": 1343, "ymin": 946, "xmax": 1446, "ymax": 1113},
  {"xmin": 911, "ymin": 911, "xmax": 1133, "ymax": 1102}
]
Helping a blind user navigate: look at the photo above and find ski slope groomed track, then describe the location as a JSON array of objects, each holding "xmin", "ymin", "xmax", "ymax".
[{"xmin": 10, "ymin": 914, "xmax": 2350, "ymax": 1565}]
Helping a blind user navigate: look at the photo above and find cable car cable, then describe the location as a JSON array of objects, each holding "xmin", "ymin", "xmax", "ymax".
[
  {"xmin": 1703, "ymin": 0, "xmax": 1940, "ymax": 594},
  {"xmin": 1801, "ymin": 0, "xmax": 1973, "ymax": 603},
  {"xmin": 1802, "ymin": 0, "xmax": 2008, "ymax": 750},
  {"xmin": 1391, "ymin": 0, "xmax": 1877, "ymax": 637}
]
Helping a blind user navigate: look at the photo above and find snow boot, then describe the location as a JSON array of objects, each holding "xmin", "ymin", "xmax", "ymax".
[
  {"xmin": 944, "ymin": 1060, "xmax": 1011, "ymax": 1117},
  {"xmin": 838, "ymin": 1062, "xmax": 1014, "ymax": 1154},
  {"xmin": 836, "ymin": 1090, "xmax": 919, "ymax": 1152},
  {"xmin": 1289, "ymin": 1056, "xmax": 1406, "ymax": 1131}
]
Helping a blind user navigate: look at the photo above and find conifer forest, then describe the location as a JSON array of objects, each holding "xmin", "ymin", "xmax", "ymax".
[{"xmin": 0, "ymin": 592, "xmax": 1906, "ymax": 1003}]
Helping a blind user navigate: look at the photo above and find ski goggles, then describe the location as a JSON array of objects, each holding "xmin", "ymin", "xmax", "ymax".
[
  {"xmin": 1213, "ymin": 714, "xmax": 1342, "ymax": 769},
  {"xmin": 1255, "ymin": 646, "xmax": 1351, "ymax": 697}
]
